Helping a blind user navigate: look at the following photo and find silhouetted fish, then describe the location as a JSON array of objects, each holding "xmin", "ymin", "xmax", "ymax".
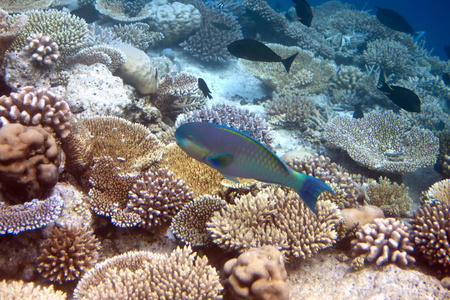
[
  {"xmin": 445, "ymin": 45, "xmax": 450, "ymax": 59},
  {"xmin": 198, "ymin": 78, "xmax": 212, "ymax": 99},
  {"xmin": 375, "ymin": 7, "xmax": 414, "ymax": 34},
  {"xmin": 227, "ymin": 39, "xmax": 299, "ymax": 73},
  {"xmin": 291, "ymin": 0, "xmax": 313, "ymax": 27},
  {"xmin": 443, "ymin": 73, "xmax": 450, "ymax": 86},
  {"xmin": 378, "ymin": 82, "xmax": 421, "ymax": 112},
  {"xmin": 353, "ymin": 103, "xmax": 364, "ymax": 119}
]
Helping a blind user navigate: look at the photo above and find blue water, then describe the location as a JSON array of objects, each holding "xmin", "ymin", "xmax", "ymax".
[{"xmin": 270, "ymin": 0, "xmax": 450, "ymax": 60}]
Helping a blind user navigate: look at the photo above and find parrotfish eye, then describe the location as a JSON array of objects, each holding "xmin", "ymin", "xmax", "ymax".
[{"xmin": 187, "ymin": 135, "xmax": 193, "ymax": 140}]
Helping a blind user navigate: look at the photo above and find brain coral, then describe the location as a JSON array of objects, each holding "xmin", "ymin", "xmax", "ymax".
[
  {"xmin": 207, "ymin": 187, "xmax": 341, "ymax": 261},
  {"xmin": 326, "ymin": 110, "xmax": 439, "ymax": 174},
  {"xmin": 37, "ymin": 223, "xmax": 100, "ymax": 284},
  {"xmin": 351, "ymin": 218, "xmax": 415, "ymax": 267},
  {"xmin": 73, "ymin": 246, "xmax": 223, "ymax": 299},
  {"xmin": 223, "ymin": 245, "xmax": 288, "ymax": 300}
]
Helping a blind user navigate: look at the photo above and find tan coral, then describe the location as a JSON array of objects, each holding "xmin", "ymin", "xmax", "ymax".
[
  {"xmin": 24, "ymin": 33, "xmax": 60, "ymax": 67},
  {"xmin": 421, "ymin": 179, "xmax": 450, "ymax": 206},
  {"xmin": 223, "ymin": 245, "xmax": 288, "ymax": 300},
  {"xmin": 0, "ymin": 280, "xmax": 66, "ymax": 299},
  {"xmin": 73, "ymin": 246, "xmax": 223, "ymax": 299},
  {"xmin": 0, "ymin": 0, "xmax": 53, "ymax": 13},
  {"xmin": 170, "ymin": 195, "xmax": 227, "ymax": 246},
  {"xmin": 207, "ymin": 187, "xmax": 341, "ymax": 261},
  {"xmin": 0, "ymin": 9, "xmax": 28, "ymax": 69},
  {"xmin": 68, "ymin": 44, "xmax": 126, "ymax": 72},
  {"xmin": 95, "ymin": 0, "xmax": 153, "ymax": 22},
  {"xmin": 37, "ymin": 223, "xmax": 100, "ymax": 284},
  {"xmin": 341, "ymin": 205, "xmax": 385, "ymax": 228}
]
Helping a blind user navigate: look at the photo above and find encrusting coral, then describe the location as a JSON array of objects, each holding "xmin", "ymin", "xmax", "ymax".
[
  {"xmin": 410, "ymin": 203, "xmax": 450, "ymax": 271},
  {"xmin": 37, "ymin": 223, "xmax": 100, "ymax": 284},
  {"xmin": 24, "ymin": 33, "xmax": 60, "ymax": 67},
  {"xmin": 223, "ymin": 245, "xmax": 288, "ymax": 300},
  {"xmin": 207, "ymin": 187, "xmax": 341, "ymax": 261},
  {"xmin": 326, "ymin": 110, "xmax": 439, "ymax": 174},
  {"xmin": 365, "ymin": 177, "xmax": 412, "ymax": 218},
  {"xmin": 0, "ymin": 280, "xmax": 66, "ymax": 299},
  {"xmin": 350, "ymin": 218, "xmax": 415, "ymax": 267},
  {"xmin": 421, "ymin": 179, "xmax": 450, "ymax": 206},
  {"xmin": 170, "ymin": 194, "xmax": 227, "ymax": 246},
  {"xmin": 73, "ymin": 246, "xmax": 223, "ymax": 299}
]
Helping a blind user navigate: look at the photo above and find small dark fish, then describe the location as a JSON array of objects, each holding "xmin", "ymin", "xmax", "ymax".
[
  {"xmin": 211, "ymin": 22, "xmax": 232, "ymax": 31},
  {"xmin": 198, "ymin": 78, "xmax": 212, "ymax": 99},
  {"xmin": 375, "ymin": 7, "xmax": 414, "ymax": 34},
  {"xmin": 291, "ymin": 0, "xmax": 313, "ymax": 27},
  {"xmin": 445, "ymin": 45, "xmax": 450, "ymax": 59},
  {"xmin": 227, "ymin": 39, "xmax": 299, "ymax": 73},
  {"xmin": 353, "ymin": 103, "xmax": 364, "ymax": 119},
  {"xmin": 443, "ymin": 73, "xmax": 450, "ymax": 86},
  {"xmin": 378, "ymin": 82, "xmax": 421, "ymax": 112}
]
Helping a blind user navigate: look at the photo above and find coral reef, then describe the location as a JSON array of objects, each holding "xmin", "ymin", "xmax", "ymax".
[
  {"xmin": 326, "ymin": 111, "xmax": 439, "ymax": 174},
  {"xmin": 37, "ymin": 224, "xmax": 100, "ymax": 284},
  {"xmin": 421, "ymin": 179, "xmax": 450, "ymax": 206},
  {"xmin": 365, "ymin": 177, "xmax": 412, "ymax": 218},
  {"xmin": 207, "ymin": 187, "xmax": 341, "ymax": 261},
  {"xmin": 223, "ymin": 245, "xmax": 288, "ymax": 300},
  {"xmin": 341, "ymin": 205, "xmax": 385, "ymax": 228},
  {"xmin": 106, "ymin": 23, "xmax": 164, "ymax": 51},
  {"xmin": 95, "ymin": 0, "xmax": 153, "ymax": 22},
  {"xmin": 351, "ymin": 218, "xmax": 415, "ymax": 266},
  {"xmin": 127, "ymin": 168, "xmax": 193, "ymax": 230},
  {"xmin": 0, "ymin": 192, "xmax": 62, "ymax": 234},
  {"xmin": 0, "ymin": 86, "xmax": 71, "ymax": 138},
  {"xmin": 0, "ymin": 124, "xmax": 63, "ymax": 202},
  {"xmin": 73, "ymin": 246, "xmax": 223, "ymax": 299},
  {"xmin": 410, "ymin": 204, "xmax": 450, "ymax": 271},
  {"xmin": 239, "ymin": 44, "xmax": 336, "ymax": 96},
  {"xmin": 68, "ymin": 44, "xmax": 126, "ymax": 73},
  {"xmin": 0, "ymin": 9, "xmax": 28, "ymax": 70},
  {"xmin": 170, "ymin": 195, "xmax": 227, "ymax": 246},
  {"xmin": 175, "ymin": 104, "xmax": 272, "ymax": 147},
  {"xmin": 0, "ymin": 280, "xmax": 66, "ymax": 299},
  {"xmin": 24, "ymin": 33, "xmax": 60, "ymax": 67},
  {"xmin": 0, "ymin": 0, "xmax": 53, "ymax": 13}
]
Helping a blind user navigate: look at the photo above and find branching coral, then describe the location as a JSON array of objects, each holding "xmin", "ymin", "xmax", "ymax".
[
  {"xmin": 24, "ymin": 33, "xmax": 60, "ymax": 67},
  {"xmin": 350, "ymin": 218, "xmax": 415, "ymax": 267},
  {"xmin": 170, "ymin": 195, "xmax": 226, "ymax": 246},
  {"xmin": 0, "ymin": 193, "xmax": 62, "ymax": 234},
  {"xmin": 0, "ymin": 280, "xmax": 66, "ymax": 299},
  {"xmin": 73, "ymin": 246, "xmax": 223, "ymax": 299},
  {"xmin": 410, "ymin": 204, "xmax": 450, "ymax": 271},
  {"xmin": 326, "ymin": 111, "xmax": 439, "ymax": 174},
  {"xmin": 365, "ymin": 177, "xmax": 412, "ymax": 218},
  {"xmin": 105, "ymin": 23, "xmax": 164, "ymax": 51},
  {"xmin": 207, "ymin": 187, "xmax": 341, "ymax": 261},
  {"xmin": 37, "ymin": 224, "xmax": 100, "ymax": 284},
  {"xmin": 67, "ymin": 44, "xmax": 126, "ymax": 72},
  {"xmin": 421, "ymin": 179, "xmax": 450, "ymax": 206},
  {"xmin": 223, "ymin": 245, "xmax": 288, "ymax": 300},
  {"xmin": 127, "ymin": 168, "xmax": 193, "ymax": 230}
]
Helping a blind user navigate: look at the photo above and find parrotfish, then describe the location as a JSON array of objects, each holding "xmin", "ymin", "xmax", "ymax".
[
  {"xmin": 175, "ymin": 122, "xmax": 334, "ymax": 214},
  {"xmin": 292, "ymin": 0, "xmax": 313, "ymax": 27},
  {"xmin": 378, "ymin": 82, "xmax": 421, "ymax": 113},
  {"xmin": 375, "ymin": 7, "xmax": 415, "ymax": 34}
]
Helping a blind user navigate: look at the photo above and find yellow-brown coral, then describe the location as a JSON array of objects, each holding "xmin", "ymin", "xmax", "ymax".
[
  {"xmin": 421, "ymin": 179, "xmax": 450, "ymax": 206},
  {"xmin": 0, "ymin": 280, "xmax": 66, "ymax": 299}
]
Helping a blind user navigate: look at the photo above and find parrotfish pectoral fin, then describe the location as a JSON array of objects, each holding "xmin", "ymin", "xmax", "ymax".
[
  {"xmin": 281, "ymin": 52, "xmax": 299, "ymax": 73},
  {"xmin": 293, "ymin": 170, "xmax": 334, "ymax": 214},
  {"xmin": 220, "ymin": 172, "xmax": 240, "ymax": 183},
  {"xmin": 208, "ymin": 154, "xmax": 234, "ymax": 168}
]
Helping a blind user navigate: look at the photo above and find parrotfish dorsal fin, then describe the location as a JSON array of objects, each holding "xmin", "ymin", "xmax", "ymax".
[{"xmin": 208, "ymin": 154, "xmax": 234, "ymax": 168}]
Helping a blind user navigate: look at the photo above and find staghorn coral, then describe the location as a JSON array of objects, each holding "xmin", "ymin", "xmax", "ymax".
[
  {"xmin": 170, "ymin": 194, "xmax": 226, "ymax": 246},
  {"xmin": 239, "ymin": 44, "xmax": 336, "ymax": 96},
  {"xmin": 67, "ymin": 44, "xmax": 126, "ymax": 73},
  {"xmin": 410, "ymin": 204, "xmax": 450, "ymax": 271},
  {"xmin": 326, "ymin": 111, "xmax": 439, "ymax": 174},
  {"xmin": 0, "ymin": 86, "xmax": 71, "ymax": 138},
  {"xmin": 127, "ymin": 168, "xmax": 193, "ymax": 230},
  {"xmin": 95, "ymin": 0, "xmax": 152, "ymax": 22},
  {"xmin": 365, "ymin": 177, "xmax": 412, "ymax": 218},
  {"xmin": 421, "ymin": 179, "xmax": 450, "ymax": 206},
  {"xmin": 0, "ymin": 192, "xmax": 62, "ymax": 234},
  {"xmin": 24, "ymin": 33, "xmax": 60, "ymax": 67},
  {"xmin": 73, "ymin": 246, "xmax": 223, "ymax": 299},
  {"xmin": 0, "ymin": 280, "xmax": 66, "ymax": 299},
  {"xmin": 351, "ymin": 218, "xmax": 415, "ymax": 267},
  {"xmin": 105, "ymin": 23, "xmax": 164, "ymax": 51},
  {"xmin": 223, "ymin": 245, "xmax": 288, "ymax": 300},
  {"xmin": 175, "ymin": 103, "xmax": 272, "ymax": 147},
  {"xmin": 0, "ymin": 124, "xmax": 63, "ymax": 203},
  {"xmin": 37, "ymin": 224, "xmax": 100, "ymax": 284},
  {"xmin": 207, "ymin": 187, "xmax": 341, "ymax": 261}
]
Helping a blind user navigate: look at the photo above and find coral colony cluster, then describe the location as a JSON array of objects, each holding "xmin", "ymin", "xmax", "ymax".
[{"xmin": 1, "ymin": 0, "xmax": 450, "ymax": 299}]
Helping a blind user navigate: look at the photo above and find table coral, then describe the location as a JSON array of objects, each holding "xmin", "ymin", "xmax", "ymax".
[
  {"xmin": 106, "ymin": 23, "xmax": 164, "ymax": 51},
  {"xmin": 95, "ymin": 0, "xmax": 153, "ymax": 22},
  {"xmin": 326, "ymin": 110, "xmax": 439, "ymax": 174},
  {"xmin": 73, "ymin": 246, "xmax": 223, "ymax": 299},
  {"xmin": 0, "ymin": 0, "xmax": 53, "ymax": 13},
  {"xmin": 223, "ymin": 245, "xmax": 288, "ymax": 300}
]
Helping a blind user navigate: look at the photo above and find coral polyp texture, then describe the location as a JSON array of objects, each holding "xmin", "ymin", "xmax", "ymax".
[
  {"xmin": 24, "ymin": 33, "xmax": 60, "ymax": 67},
  {"xmin": 0, "ymin": 9, "xmax": 28, "ymax": 66},
  {"xmin": 421, "ymin": 179, "xmax": 450, "ymax": 206},
  {"xmin": 0, "ymin": 0, "xmax": 52, "ymax": 13},
  {"xmin": 0, "ymin": 124, "xmax": 63, "ymax": 202},
  {"xmin": 73, "ymin": 246, "xmax": 223, "ymax": 299},
  {"xmin": 223, "ymin": 245, "xmax": 288, "ymax": 300},
  {"xmin": 0, "ymin": 280, "xmax": 66, "ymax": 299},
  {"xmin": 37, "ymin": 224, "xmax": 100, "ymax": 284},
  {"xmin": 207, "ymin": 187, "xmax": 341, "ymax": 261},
  {"xmin": 326, "ymin": 111, "xmax": 439, "ymax": 174},
  {"xmin": 68, "ymin": 44, "xmax": 127, "ymax": 72},
  {"xmin": 170, "ymin": 194, "xmax": 227, "ymax": 246},
  {"xmin": 351, "ymin": 218, "xmax": 415, "ymax": 267},
  {"xmin": 95, "ymin": 0, "xmax": 152, "ymax": 22},
  {"xmin": 0, "ymin": 86, "xmax": 71, "ymax": 139},
  {"xmin": 410, "ymin": 204, "xmax": 450, "ymax": 271},
  {"xmin": 127, "ymin": 168, "xmax": 193, "ymax": 230},
  {"xmin": 0, "ymin": 193, "xmax": 63, "ymax": 234}
]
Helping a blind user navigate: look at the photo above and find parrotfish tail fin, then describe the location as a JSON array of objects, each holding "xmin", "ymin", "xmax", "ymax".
[
  {"xmin": 292, "ymin": 171, "xmax": 334, "ymax": 215},
  {"xmin": 282, "ymin": 52, "xmax": 299, "ymax": 73}
]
